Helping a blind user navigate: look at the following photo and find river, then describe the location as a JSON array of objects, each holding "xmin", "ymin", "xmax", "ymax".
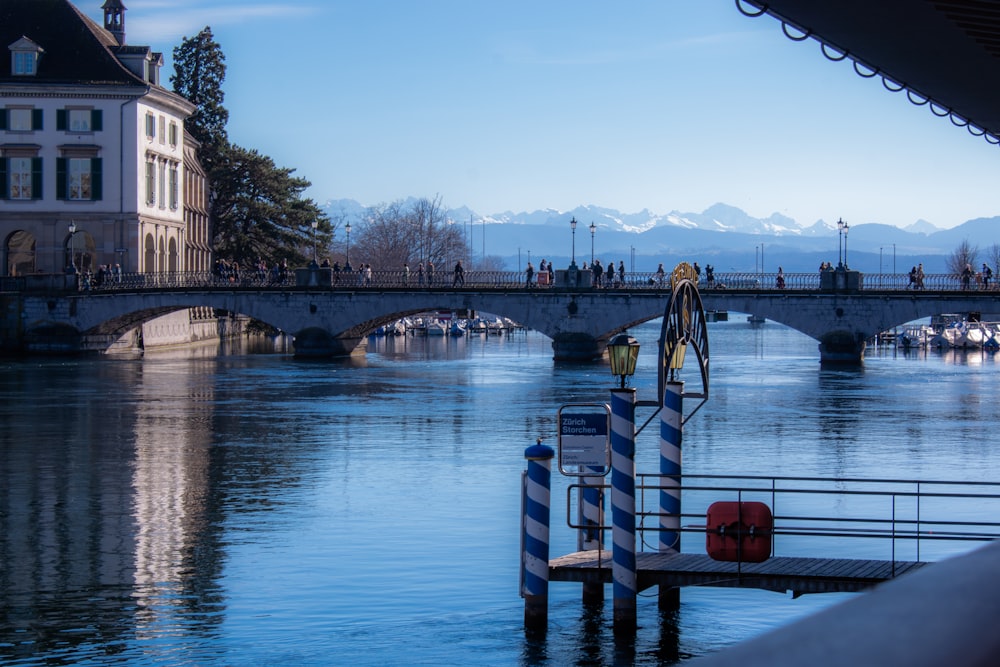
[{"xmin": 2, "ymin": 317, "xmax": 999, "ymax": 666}]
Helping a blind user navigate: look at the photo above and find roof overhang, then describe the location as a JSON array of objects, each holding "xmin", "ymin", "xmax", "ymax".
[{"xmin": 738, "ymin": 0, "xmax": 1000, "ymax": 144}]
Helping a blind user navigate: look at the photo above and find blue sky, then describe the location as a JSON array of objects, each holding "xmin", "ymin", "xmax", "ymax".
[{"xmin": 94, "ymin": 0, "xmax": 1000, "ymax": 229}]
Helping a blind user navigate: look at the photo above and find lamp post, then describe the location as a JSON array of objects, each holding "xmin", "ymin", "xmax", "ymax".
[
  {"xmin": 837, "ymin": 218, "xmax": 849, "ymax": 267},
  {"xmin": 345, "ymin": 222, "xmax": 352, "ymax": 269},
  {"xmin": 589, "ymin": 221, "xmax": 596, "ymax": 264},
  {"xmin": 569, "ymin": 217, "xmax": 578, "ymax": 268},
  {"xmin": 606, "ymin": 332, "xmax": 639, "ymax": 630},
  {"xmin": 311, "ymin": 220, "xmax": 318, "ymax": 262},
  {"xmin": 842, "ymin": 220, "xmax": 850, "ymax": 268},
  {"xmin": 68, "ymin": 221, "xmax": 78, "ymax": 271}
]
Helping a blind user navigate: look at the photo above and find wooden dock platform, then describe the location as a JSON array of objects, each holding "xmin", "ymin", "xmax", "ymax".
[{"xmin": 549, "ymin": 550, "xmax": 929, "ymax": 595}]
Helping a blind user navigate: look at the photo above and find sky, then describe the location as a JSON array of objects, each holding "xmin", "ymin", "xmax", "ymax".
[{"xmin": 89, "ymin": 0, "xmax": 1000, "ymax": 230}]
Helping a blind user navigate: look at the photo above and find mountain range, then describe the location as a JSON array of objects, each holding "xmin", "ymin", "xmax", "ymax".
[{"xmin": 321, "ymin": 199, "xmax": 1000, "ymax": 274}]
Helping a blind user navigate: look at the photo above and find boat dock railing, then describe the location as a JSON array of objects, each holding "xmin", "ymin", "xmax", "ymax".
[{"xmin": 566, "ymin": 473, "xmax": 1000, "ymax": 564}]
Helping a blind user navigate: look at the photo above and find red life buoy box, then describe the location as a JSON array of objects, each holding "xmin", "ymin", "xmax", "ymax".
[{"xmin": 706, "ymin": 501, "xmax": 773, "ymax": 562}]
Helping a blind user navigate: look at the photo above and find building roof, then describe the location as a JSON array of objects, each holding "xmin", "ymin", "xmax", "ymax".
[
  {"xmin": 0, "ymin": 0, "xmax": 147, "ymax": 87},
  {"xmin": 741, "ymin": 0, "xmax": 1000, "ymax": 143}
]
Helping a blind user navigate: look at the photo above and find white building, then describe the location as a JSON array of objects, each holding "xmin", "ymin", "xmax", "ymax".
[{"xmin": 1, "ymin": 0, "xmax": 207, "ymax": 277}]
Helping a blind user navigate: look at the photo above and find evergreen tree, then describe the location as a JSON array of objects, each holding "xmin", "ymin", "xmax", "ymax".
[
  {"xmin": 170, "ymin": 28, "xmax": 329, "ymax": 268},
  {"xmin": 211, "ymin": 144, "xmax": 328, "ymax": 266},
  {"xmin": 170, "ymin": 27, "xmax": 228, "ymax": 162}
]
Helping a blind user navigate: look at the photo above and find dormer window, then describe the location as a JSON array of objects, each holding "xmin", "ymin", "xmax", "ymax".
[{"xmin": 9, "ymin": 37, "xmax": 44, "ymax": 76}]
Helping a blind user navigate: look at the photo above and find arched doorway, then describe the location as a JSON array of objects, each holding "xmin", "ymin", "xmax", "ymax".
[
  {"xmin": 144, "ymin": 233, "xmax": 155, "ymax": 272},
  {"xmin": 5, "ymin": 230, "xmax": 36, "ymax": 276}
]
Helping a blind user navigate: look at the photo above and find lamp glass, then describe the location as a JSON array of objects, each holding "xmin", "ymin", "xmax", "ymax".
[{"xmin": 607, "ymin": 333, "xmax": 639, "ymax": 381}]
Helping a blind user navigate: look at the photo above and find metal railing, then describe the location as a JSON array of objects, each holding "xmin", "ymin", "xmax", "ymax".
[
  {"xmin": 5, "ymin": 269, "xmax": 998, "ymax": 294},
  {"xmin": 567, "ymin": 474, "xmax": 1000, "ymax": 564}
]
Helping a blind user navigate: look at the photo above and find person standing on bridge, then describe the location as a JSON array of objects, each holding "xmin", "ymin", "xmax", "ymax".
[
  {"xmin": 453, "ymin": 260, "xmax": 465, "ymax": 287},
  {"xmin": 917, "ymin": 263, "xmax": 925, "ymax": 289},
  {"xmin": 592, "ymin": 259, "xmax": 603, "ymax": 287},
  {"xmin": 403, "ymin": 263, "xmax": 410, "ymax": 286},
  {"xmin": 525, "ymin": 261, "xmax": 534, "ymax": 287},
  {"xmin": 618, "ymin": 261, "xmax": 626, "ymax": 287},
  {"xmin": 606, "ymin": 261, "xmax": 614, "ymax": 288},
  {"xmin": 983, "ymin": 264, "xmax": 992, "ymax": 290},
  {"xmin": 417, "ymin": 262, "xmax": 425, "ymax": 286},
  {"xmin": 962, "ymin": 263, "xmax": 973, "ymax": 290},
  {"xmin": 427, "ymin": 261, "xmax": 435, "ymax": 286},
  {"xmin": 655, "ymin": 263, "xmax": 666, "ymax": 287},
  {"xmin": 776, "ymin": 266, "xmax": 785, "ymax": 289}
]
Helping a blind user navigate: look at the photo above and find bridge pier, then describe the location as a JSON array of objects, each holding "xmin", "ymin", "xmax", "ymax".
[
  {"xmin": 818, "ymin": 332, "xmax": 866, "ymax": 366},
  {"xmin": 291, "ymin": 328, "xmax": 367, "ymax": 359},
  {"xmin": 551, "ymin": 333, "xmax": 604, "ymax": 362}
]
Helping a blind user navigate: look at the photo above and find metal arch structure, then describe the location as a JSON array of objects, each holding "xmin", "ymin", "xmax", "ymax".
[
  {"xmin": 658, "ymin": 263, "xmax": 710, "ymax": 424},
  {"xmin": 735, "ymin": 0, "xmax": 1000, "ymax": 146}
]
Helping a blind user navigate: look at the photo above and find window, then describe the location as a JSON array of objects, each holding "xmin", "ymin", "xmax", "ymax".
[
  {"xmin": 56, "ymin": 109, "xmax": 102, "ymax": 133},
  {"xmin": 145, "ymin": 160, "xmax": 155, "ymax": 205},
  {"xmin": 9, "ymin": 157, "xmax": 33, "ymax": 199},
  {"xmin": 1, "ymin": 156, "xmax": 42, "ymax": 200},
  {"xmin": 56, "ymin": 157, "xmax": 102, "ymax": 201},
  {"xmin": 158, "ymin": 116, "xmax": 165, "ymax": 145},
  {"xmin": 13, "ymin": 51, "xmax": 37, "ymax": 75},
  {"xmin": 1, "ymin": 108, "xmax": 42, "ymax": 132},
  {"xmin": 168, "ymin": 122, "xmax": 178, "ymax": 147},
  {"xmin": 169, "ymin": 163, "xmax": 179, "ymax": 210},
  {"xmin": 158, "ymin": 160, "xmax": 166, "ymax": 209},
  {"xmin": 145, "ymin": 113, "xmax": 155, "ymax": 140},
  {"xmin": 9, "ymin": 38, "xmax": 43, "ymax": 76}
]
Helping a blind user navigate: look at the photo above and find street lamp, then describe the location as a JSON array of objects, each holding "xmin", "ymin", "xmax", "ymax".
[
  {"xmin": 837, "ymin": 218, "xmax": 849, "ymax": 267},
  {"xmin": 569, "ymin": 217, "xmax": 578, "ymax": 268},
  {"xmin": 311, "ymin": 220, "xmax": 318, "ymax": 262},
  {"xmin": 345, "ymin": 222, "xmax": 352, "ymax": 269},
  {"xmin": 607, "ymin": 332, "xmax": 640, "ymax": 389},
  {"xmin": 589, "ymin": 221, "xmax": 596, "ymax": 264},
  {"xmin": 67, "ymin": 221, "xmax": 79, "ymax": 271}
]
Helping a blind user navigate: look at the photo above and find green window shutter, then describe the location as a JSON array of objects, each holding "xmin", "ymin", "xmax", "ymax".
[
  {"xmin": 32, "ymin": 109, "xmax": 43, "ymax": 130},
  {"xmin": 0, "ymin": 110, "xmax": 7, "ymax": 131},
  {"xmin": 92, "ymin": 110, "xmax": 103, "ymax": 132},
  {"xmin": 32, "ymin": 157, "xmax": 43, "ymax": 200},
  {"xmin": 91, "ymin": 158, "xmax": 103, "ymax": 201},
  {"xmin": 56, "ymin": 109, "xmax": 67, "ymax": 131},
  {"xmin": 0, "ymin": 159, "xmax": 8, "ymax": 200},
  {"xmin": 56, "ymin": 157, "xmax": 67, "ymax": 200}
]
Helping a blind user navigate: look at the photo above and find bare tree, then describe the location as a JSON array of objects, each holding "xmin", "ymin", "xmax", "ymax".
[
  {"xmin": 351, "ymin": 196, "xmax": 469, "ymax": 270},
  {"xmin": 946, "ymin": 239, "xmax": 978, "ymax": 276},
  {"xmin": 985, "ymin": 243, "xmax": 1000, "ymax": 276}
]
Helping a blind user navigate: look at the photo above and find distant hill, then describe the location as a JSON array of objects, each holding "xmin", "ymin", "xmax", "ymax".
[{"xmin": 320, "ymin": 199, "xmax": 1000, "ymax": 274}]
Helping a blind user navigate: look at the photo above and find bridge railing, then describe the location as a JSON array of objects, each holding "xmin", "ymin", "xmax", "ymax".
[{"xmin": 7, "ymin": 269, "xmax": 994, "ymax": 294}]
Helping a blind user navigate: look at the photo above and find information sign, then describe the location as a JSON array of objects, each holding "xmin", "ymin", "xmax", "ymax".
[{"xmin": 557, "ymin": 404, "xmax": 611, "ymax": 476}]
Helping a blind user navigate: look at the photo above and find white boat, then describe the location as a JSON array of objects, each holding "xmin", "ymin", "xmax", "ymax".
[
  {"xmin": 449, "ymin": 321, "xmax": 466, "ymax": 337},
  {"xmin": 425, "ymin": 321, "xmax": 447, "ymax": 336},
  {"xmin": 898, "ymin": 325, "xmax": 934, "ymax": 349}
]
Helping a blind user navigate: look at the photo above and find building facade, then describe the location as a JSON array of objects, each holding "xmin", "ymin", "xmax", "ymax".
[{"xmin": 1, "ymin": 0, "xmax": 210, "ymax": 278}]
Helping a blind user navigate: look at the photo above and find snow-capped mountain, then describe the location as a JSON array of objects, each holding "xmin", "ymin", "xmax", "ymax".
[{"xmin": 319, "ymin": 198, "xmax": 998, "ymax": 273}]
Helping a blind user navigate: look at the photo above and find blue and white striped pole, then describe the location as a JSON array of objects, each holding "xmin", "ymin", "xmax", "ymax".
[
  {"xmin": 659, "ymin": 380, "xmax": 683, "ymax": 609},
  {"xmin": 610, "ymin": 387, "xmax": 637, "ymax": 631},
  {"xmin": 522, "ymin": 439, "xmax": 554, "ymax": 630},
  {"xmin": 579, "ymin": 465, "xmax": 605, "ymax": 604}
]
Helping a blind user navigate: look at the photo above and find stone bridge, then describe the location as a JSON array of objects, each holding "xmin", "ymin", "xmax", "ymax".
[{"xmin": 4, "ymin": 274, "xmax": 999, "ymax": 364}]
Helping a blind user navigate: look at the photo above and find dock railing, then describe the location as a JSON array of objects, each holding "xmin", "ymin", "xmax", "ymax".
[{"xmin": 567, "ymin": 474, "xmax": 1000, "ymax": 566}]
